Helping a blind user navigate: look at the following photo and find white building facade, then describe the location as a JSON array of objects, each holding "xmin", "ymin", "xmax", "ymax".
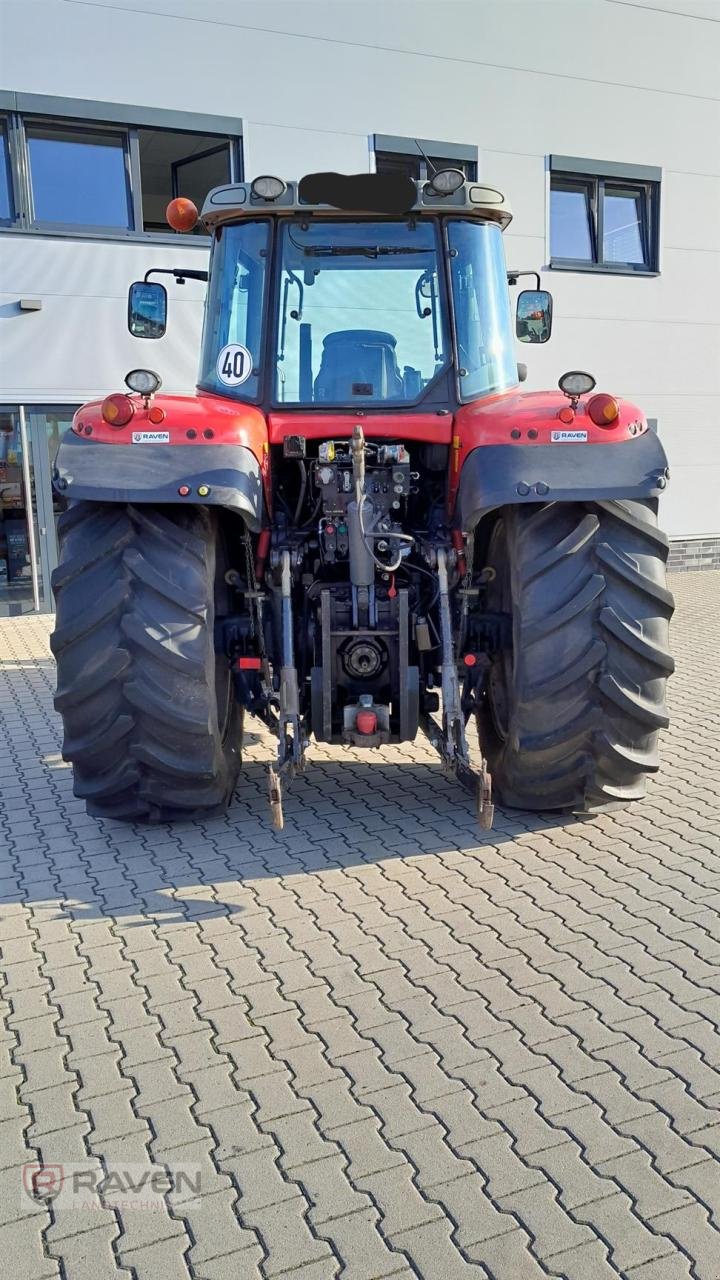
[{"xmin": 1, "ymin": 0, "xmax": 718, "ymax": 612}]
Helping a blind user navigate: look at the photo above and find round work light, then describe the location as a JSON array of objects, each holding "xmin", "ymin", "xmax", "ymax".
[
  {"xmin": 428, "ymin": 168, "xmax": 465, "ymax": 196},
  {"xmin": 125, "ymin": 369, "xmax": 162, "ymax": 396},
  {"xmin": 558, "ymin": 371, "xmax": 596, "ymax": 399},
  {"xmin": 251, "ymin": 175, "xmax": 287, "ymax": 200}
]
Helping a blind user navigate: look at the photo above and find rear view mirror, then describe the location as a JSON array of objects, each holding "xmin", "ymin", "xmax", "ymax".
[
  {"xmin": 516, "ymin": 289, "xmax": 552, "ymax": 344},
  {"xmin": 128, "ymin": 281, "xmax": 167, "ymax": 339}
]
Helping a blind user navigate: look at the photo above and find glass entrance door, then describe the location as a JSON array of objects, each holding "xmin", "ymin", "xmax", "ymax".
[
  {"xmin": 25, "ymin": 405, "xmax": 76, "ymax": 608},
  {"xmin": 0, "ymin": 404, "xmax": 76, "ymax": 615},
  {"xmin": 0, "ymin": 406, "xmax": 40, "ymax": 615}
]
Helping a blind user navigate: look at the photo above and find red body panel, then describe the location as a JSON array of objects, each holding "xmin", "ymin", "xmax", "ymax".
[
  {"xmin": 73, "ymin": 391, "xmax": 270, "ymax": 499},
  {"xmin": 448, "ymin": 388, "xmax": 648, "ymax": 506},
  {"xmin": 73, "ymin": 392, "xmax": 268, "ymax": 456},
  {"xmin": 70, "ymin": 387, "xmax": 646, "ymax": 519},
  {"xmin": 268, "ymin": 412, "xmax": 453, "ymax": 446}
]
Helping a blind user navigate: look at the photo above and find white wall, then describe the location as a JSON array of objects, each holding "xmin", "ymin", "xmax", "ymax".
[
  {"xmin": 1, "ymin": 0, "xmax": 718, "ymax": 536},
  {"xmin": 0, "ymin": 236, "xmax": 208, "ymax": 402}
]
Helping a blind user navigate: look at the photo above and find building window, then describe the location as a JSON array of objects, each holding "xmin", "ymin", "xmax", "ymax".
[
  {"xmin": 374, "ymin": 134, "xmax": 478, "ymax": 183},
  {"xmin": 0, "ymin": 118, "xmax": 15, "ymax": 223},
  {"xmin": 549, "ymin": 156, "xmax": 660, "ymax": 274},
  {"xmin": 0, "ymin": 93, "xmax": 243, "ymax": 240},
  {"xmin": 26, "ymin": 122, "xmax": 132, "ymax": 229},
  {"xmin": 138, "ymin": 128, "xmax": 233, "ymax": 231}
]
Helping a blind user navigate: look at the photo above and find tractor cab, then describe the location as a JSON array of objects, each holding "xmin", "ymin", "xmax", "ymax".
[
  {"xmin": 198, "ymin": 175, "xmax": 527, "ymax": 412},
  {"xmin": 131, "ymin": 172, "xmax": 552, "ymax": 419}
]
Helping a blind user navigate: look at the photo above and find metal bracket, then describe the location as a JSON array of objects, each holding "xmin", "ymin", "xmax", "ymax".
[
  {"xmin": 419, "ymin": 710, "xmax": 494, "ymax": 829},
  {"xmin": 506, "ymin": 269, "xmax": 541, "ymax": 290},
  {"xmin": 267, "ymin": 547, "xmax": 307, "ymax": 830}
]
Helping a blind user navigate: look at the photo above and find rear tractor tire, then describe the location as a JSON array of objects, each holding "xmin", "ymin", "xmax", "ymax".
[
  {"xmin": 478, "ymin": 498, "xmax": 674, "ymax": 814},
  {"xmin": 50, "ymin": 502, "xmax": 242, "ymax": 822}
]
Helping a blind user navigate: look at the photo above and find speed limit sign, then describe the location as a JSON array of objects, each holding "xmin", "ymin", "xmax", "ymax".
[{"xmin": 216, "ymin": 343, "xmax": 253, "ymax": 387}]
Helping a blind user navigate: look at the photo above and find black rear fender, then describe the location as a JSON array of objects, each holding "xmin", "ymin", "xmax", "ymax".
[
  {"xmin": 457, "ymin": 431, "xmax": 669, "ymax": 530},
  {"xmin": 53, "ymin": 434, "xmax": 264, "ymax": 531}
]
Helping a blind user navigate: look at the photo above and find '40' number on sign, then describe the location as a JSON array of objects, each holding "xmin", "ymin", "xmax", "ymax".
[{"xmin": 216, "ymin": 344, "xmax": 253, "ymax": 387}]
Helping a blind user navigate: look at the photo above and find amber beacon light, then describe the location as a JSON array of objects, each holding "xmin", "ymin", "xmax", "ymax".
[{"xmin": 166, "ymin": 197, "xmax": 199, "ymax": 233}]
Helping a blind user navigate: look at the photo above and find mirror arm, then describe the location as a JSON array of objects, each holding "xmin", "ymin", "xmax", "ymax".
[
  {"xmin": 507, "ymin": 269, "xmax": 541, "ymax": 291},
  {"xmin": 143, "ymin": 267, "xmax": 209, "ymax": 285}
]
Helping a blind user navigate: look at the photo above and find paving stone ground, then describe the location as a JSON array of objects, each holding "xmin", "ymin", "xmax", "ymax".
[{"xmin": 1, "ymin": 570, "xmax": 719, "ymax": 1280}]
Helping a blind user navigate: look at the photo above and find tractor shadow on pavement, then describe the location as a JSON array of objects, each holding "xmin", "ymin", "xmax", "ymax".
[
  {"xmin": 2, "ymin": 746, "xmax": 600, "ymax": 934},
  {"xmin": 1, "ymin": 664, "xmax": 598, "ymax": 930}
]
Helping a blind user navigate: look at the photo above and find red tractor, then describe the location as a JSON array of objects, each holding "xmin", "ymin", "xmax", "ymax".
[{"xmin": 50, "ymin": 170, "xmax": 674, "ymax": 828}]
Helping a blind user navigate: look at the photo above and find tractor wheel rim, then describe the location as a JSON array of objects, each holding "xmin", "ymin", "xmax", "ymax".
[{"xmin": 215, "ymin": 658, "xmax": 234, "ymax": 746}]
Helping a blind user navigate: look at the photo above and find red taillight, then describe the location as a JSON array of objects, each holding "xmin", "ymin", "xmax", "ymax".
[
  {"xmin": 148, "ymin": 405, "xmax": 166, "ymax": 425},
  {"xmin": 587, "ymin": 393, "xmax": 619, "ymax": 427},
  {"xmin": 558, "ymin": 406, "xmax": 575, "ymax": 424},
  {"xmin": 101, "ymin": 393, "xmax": 135, "ymax": 427}
]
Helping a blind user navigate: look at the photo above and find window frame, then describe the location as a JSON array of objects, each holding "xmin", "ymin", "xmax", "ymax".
[
  {"xmin": 22, "ymin": 115, "xmax": 135, "ymax": 234},
  {"xmin": 600, "ymin": 180, "xmax": 652, "ymax": 269},
  {"xmin": 171, "ymin": 142, "xmax": 232, "ymax": 201},
  {"xmin": 267, "ymin": 215, "xmax": 454, "ymax": 410},
  {"xmin": 137, "ymin": 127, "xmax": 235, "ymax": 234},
  {"xmin": 548, "ymin": 155, "xmax": 661, "ymax": 276},
  {"xmin": 444, "ymin": 217, "xmax": 518, "ymax": 404},
  {"xmin": 0, "ymin": 114, "xmax": 17, "ymax": 225},
  {"xmin": 373, "ymin": 134, "xmax": 478, "ymax": 183},
  {"xmin": 197, "ymin": 219, "xmax": 273, "ymax": 406},
  {"xmin": 0, "ymin": 91, "xmax": 243, "ymax": 244}
]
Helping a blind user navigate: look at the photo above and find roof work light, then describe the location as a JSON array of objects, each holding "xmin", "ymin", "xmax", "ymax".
[
  {"xmin": 251, "ymin": 175, "xmax": 287, "ymax": 201},
  {"xmin": 428, "ymin": 168, "xmax": 465, "ymax": 196}
]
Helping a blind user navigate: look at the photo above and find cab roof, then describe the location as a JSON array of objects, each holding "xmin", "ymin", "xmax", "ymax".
[{"xmin": 200, "ymin": 176, "xmax": 512, "ymax": 231}]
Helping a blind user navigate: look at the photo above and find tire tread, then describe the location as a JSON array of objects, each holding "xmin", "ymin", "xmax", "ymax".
[
  {"xmin": 51, "ymin": 501, "xmax": 241, "ymax": 822},
  {"xmin": 480, "ymin": 498, "xmax": 674, "ymax": 813}
]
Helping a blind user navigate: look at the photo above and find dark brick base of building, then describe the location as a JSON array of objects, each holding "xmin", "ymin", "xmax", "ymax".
[{"xmin": 668, "ymin": 536, "xmax": 720, "ymax": 572}]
